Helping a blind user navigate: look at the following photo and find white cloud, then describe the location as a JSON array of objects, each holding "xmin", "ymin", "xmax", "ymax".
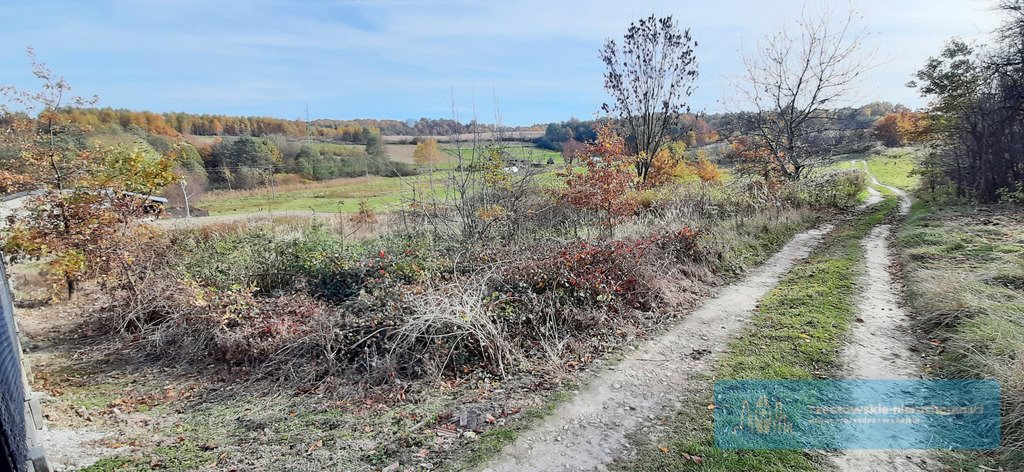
[{"xmin": 0, "ymin": 0, "xmax": 1008, "ymax": 123}]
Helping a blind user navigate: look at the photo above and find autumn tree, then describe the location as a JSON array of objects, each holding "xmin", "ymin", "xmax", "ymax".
[
  {"xmin": 733, "ymin": 3, "xmax": 872, "ymax": 180},
  {"xmin": 873, "ymin": 111, "xmax": 926, "ymax": 147},
  {"xmin": 910, "ymin": 4, "xmax": 1024, "ymax": 202},
  {"xmin": 601, "ymin": 15, "xmax": 699, "ymax": 184},
  {"xmin": 560, "ymin": 138, "xmax": 587, "ymax": 166},
  {"xmin": 557, "ymin": 125, "xmax": 638, "ymax": 235},
  {"xmin": 647, "ymin": 145, "xmax": 722, "ymax": 187},
  {"xmin": 0, "ymin": 49, "xmax": 177, "ymax": 298},
  {"xmin": 728, "ymin": 136, "xmax": 782, "ymax": 183},
  {"xmin": 413, "ymin": 138, "xmax": 443, "ymax": 166}
]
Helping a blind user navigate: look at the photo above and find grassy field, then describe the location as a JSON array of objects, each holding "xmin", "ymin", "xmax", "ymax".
[
  {"xmin": 197, "ymin": 144, "xmax": 565, "ymax": 215},
  {"xmin": 829, "ymin": 148, "xmax": 920, "ymax": 190},
  {"xmin": 611, "ymin": 198, "xmax": 898, "ymax": 471},
  {"xmin": 197, "ymin": 176, "xmax": 413, "ymax": 214},
  {"xmin": 897, "ymin": 200, "xmax": 1024, "ymax": 469},
  {"xmin": 442, "ymin": 143, "xmax": 562, "ymax": 165},
  {"xmin": 386, "ymin": 141, "xmax": 560, "ymax": 167}
]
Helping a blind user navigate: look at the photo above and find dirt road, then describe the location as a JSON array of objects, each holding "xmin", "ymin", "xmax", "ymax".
[
  {"xmin": 831, "ymin": 163, "xmax": 933, "ymax": 471},
  {"xmin": 482, "ymin": 162, "xmax": 929, "ymax": 472},
  {"xmin": 480, "ymin": 223, "xmax": 835, "ymax": 472}
]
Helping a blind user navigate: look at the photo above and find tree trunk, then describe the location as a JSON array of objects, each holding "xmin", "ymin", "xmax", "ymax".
[
  {"xmin": 180, "ymin": 181, "xmax": 192, "ymax": 218},
  {"xmin": 66, "ymin": 276, "xmax": 76, "ymax": 300}
]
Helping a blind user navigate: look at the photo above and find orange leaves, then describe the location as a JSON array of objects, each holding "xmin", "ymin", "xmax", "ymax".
[
  {"xmin": 692, "ymin": 158, "xmax": 722, "ymax": 183},
  {"xmin": 475, "ymin": 204, "xmax": 507, "ymax": 222},
  {"xmin": 589, "ymin": 124, "xmax": 627, "ymax": 159},
  {"xmin": 412, "ymin": 138, "xmax": 443, "ymax": 166},
  {"xmin": 728, "ymin": 136, "xmax": 789, "ymax": 183},
  {"xmin": 0, "ymin": 169, "xmax": 33, "ymax": 194},
  {"xmin": 557, "ymin": 125, "xmax": 639, "ymax": 232},
  {"xmin": 873, "ymin": 111, "xmax": 928, "ymax": 147},
  {"xmin": 645, "ymin": 147, "xmax": 723, "ymax": 187}
]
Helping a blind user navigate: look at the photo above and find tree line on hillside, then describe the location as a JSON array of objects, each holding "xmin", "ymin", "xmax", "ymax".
[
  {"xmin": 0, "ymin": 109, "xmax": 415, "ymax": 199},
  {"xmin": 200, "ymin": 133, "xmax": 413, "ymax": 190},
  {"xmin": 535, "ymin": 102, "xmax": 911, "ymax": 162},
  {"xmin": 42, "ymin": 108, "xmax": 530, "ymax": 142}
]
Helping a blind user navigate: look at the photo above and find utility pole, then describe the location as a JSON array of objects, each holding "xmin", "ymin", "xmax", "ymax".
[{"xmin": 305, "ymin": 103, "xmax": 311, "ymax": 143}]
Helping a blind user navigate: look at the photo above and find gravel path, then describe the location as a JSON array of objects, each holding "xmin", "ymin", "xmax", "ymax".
[
  {"xmin": 480, "ymin": 223, "xmax": 835, "ymax": 472},
  {"xmin": 36, "ymin": 428, "xmax": 113, "ymax": 471}
]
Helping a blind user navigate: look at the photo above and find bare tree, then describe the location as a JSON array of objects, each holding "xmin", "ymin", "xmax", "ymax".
[
  {"xmin": 171, "ymin": 170, "xmax": 206, "ymax": 217},
  {"xmin": 733, "ymin": 3, "xmax": 872, "ymax": 180},
  {"xmin": 601, "ymin": 15, "xmax": 699, "ymax": 184}
]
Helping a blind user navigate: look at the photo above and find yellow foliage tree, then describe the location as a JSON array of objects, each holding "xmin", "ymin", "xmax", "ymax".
[{"xmin": 413, "ymin": 138, "xmax": 443, "ymax": 166}]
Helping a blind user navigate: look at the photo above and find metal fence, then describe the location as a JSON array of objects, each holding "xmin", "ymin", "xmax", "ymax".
[{"xmin": 0, "ymin": 260, "xmax": 26, "ymax": 471}]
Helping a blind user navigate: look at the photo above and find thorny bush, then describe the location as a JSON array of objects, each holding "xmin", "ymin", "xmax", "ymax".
[{"xmin": 495, "ymin": 227, "xmax": 703, "ymax": 313}]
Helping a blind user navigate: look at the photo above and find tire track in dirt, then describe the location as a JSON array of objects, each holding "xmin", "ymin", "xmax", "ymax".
[
  {"xmin": 479, "ymin": 223, "xmax": 835, "ymax": 472},
  {"xmin": 830, "ymin": 164, "xmax": 935, "ymax": 471}
]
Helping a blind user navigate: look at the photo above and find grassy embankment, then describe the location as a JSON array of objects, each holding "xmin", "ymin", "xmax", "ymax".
[{"xmin": 612, "ymin": 185, "xmax": 899, "ymax": 470}]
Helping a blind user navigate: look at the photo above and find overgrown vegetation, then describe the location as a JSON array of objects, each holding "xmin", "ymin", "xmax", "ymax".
[{"xmin": 76, "ymin": 167, "xmax": 861, "ymax": 468}]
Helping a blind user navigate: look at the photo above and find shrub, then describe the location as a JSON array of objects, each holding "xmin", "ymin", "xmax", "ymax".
[
  {"xmin": 497, "ymin": 227, "xmax": 702, "ymax": 313},
  {"xmin": 693, "ymin": 158, "xmax": 723, "ymax": 183},
  {"xmin": 171, "ymin": 222, "xmax": 356, "ymax": 297},
  {"xmin": 781, "ymin": 170, "xmax": 866, "ymax": 209},
  {"xmin": 361, "ymin": 237, "xmax": 442, "ymax": 293}
]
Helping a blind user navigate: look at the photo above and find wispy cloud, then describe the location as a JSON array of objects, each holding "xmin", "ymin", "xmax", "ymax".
[{"xmin": 0, "ymin": 0, "xmax": 1003, "ymax": 124}]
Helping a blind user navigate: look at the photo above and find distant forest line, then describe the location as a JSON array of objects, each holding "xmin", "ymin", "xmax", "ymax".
[{"xmin": 25, "ymin": 107, "xmax": 540, "ymax": 142}]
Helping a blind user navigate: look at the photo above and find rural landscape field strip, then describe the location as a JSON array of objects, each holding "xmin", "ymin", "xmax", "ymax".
[{"xmin": 479, "ymin": 223, "xmax": 836, "ymax": 472}]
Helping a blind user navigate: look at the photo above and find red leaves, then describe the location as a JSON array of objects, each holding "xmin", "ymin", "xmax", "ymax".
[
  {"xmin": 556, "ymin": 125, "xmax": 639, "ymax": 230},
  {"xmin": 500, "ymin": 227, "xmax": 701, "ymax": 310}
]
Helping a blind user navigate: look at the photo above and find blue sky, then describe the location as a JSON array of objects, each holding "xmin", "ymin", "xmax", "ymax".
[{"xmin": 0, "ymin": 0, "xmax": 1002, "ymax": 125}]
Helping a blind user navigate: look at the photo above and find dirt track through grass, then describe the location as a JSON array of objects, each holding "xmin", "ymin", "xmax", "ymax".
[
  {"xmin": 830, "ymin": 163, "xmax": 932, "ymax": 471},
  {"xmin": 479, "ymin": 223, "xmax": 835, "ymax": 472}
]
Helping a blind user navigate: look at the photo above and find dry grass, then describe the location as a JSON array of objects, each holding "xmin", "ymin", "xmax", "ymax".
[
  {"xmin": 393, "ymin": 277, "xmax": 519, "ymax": 378},
  {"xmin": 898, "ymin": 202, "xmax": 1024, "ymax": 467},
  {"xmin": 385, "ymin": 144, "xmax": 417, "ymax": 163}
]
